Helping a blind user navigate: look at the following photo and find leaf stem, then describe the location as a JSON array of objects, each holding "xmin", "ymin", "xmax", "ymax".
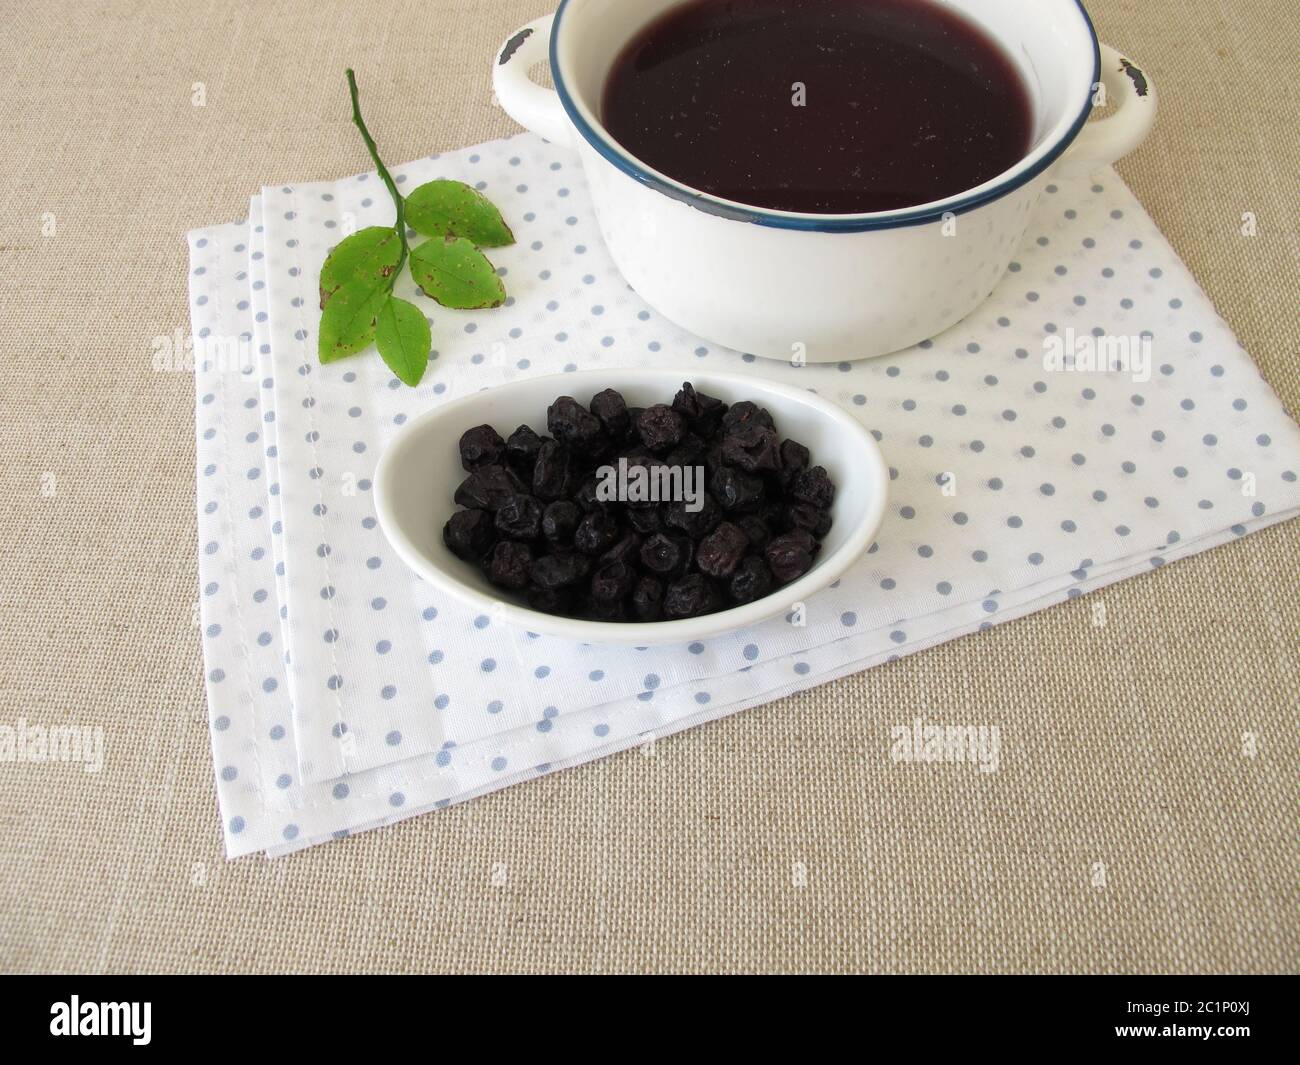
[{"xmin": 346, "ymin": 68, "xmax": 407, "ymax": 283}]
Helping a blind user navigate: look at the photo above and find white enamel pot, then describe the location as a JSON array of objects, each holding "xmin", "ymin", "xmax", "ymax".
[{"xmin": 493, "ymin": 0, "xmax": 1156, "ymax": 363}]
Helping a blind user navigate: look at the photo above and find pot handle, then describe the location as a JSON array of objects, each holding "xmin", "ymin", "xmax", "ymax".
[
  {"xmin": 493, "ymin": 14, "xmax": 575, "ymax": 149},
  {"xmin": 1057, "ymin": 43, "xmax": 1156, "ymax": 176}
]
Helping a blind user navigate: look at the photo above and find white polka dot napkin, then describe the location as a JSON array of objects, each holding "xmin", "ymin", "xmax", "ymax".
[{"xmin": 189, "ymin": 133, "xmax": 1299, "ymax": 857}]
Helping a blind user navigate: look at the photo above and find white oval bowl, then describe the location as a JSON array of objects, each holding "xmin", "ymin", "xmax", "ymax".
[{"xmin": 374, "ymin": 369, "xmax": 889, "ymax": 646}]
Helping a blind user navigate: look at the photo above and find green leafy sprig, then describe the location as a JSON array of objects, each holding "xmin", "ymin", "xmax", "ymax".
[{"xmin": 318, "ymin": 69, "xmax": 515, "ymax": 386}]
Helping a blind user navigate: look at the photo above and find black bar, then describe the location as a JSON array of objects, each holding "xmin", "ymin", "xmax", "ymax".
[{"xmin": 0, "ymin": 975, "xmax": 1289, "ymax": 1051}]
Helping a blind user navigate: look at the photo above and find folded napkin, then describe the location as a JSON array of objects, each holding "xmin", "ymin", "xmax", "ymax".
[{"xmin": 190, "ymin": 133, "xmax": 1299, "ymax": 857}]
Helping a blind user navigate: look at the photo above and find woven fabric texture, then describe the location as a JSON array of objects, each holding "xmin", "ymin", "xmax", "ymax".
[{"xmin": 0, "ymin": 0, "xmax": 1295, "ymax": 973}]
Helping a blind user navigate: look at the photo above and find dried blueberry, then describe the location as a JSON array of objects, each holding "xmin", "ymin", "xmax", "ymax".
[
  {"xmin": 618, "ymin": 452, "xmax": 658, "ymax": 508},
  {"xmin": 722, "ymin": 400, "xmax": 774, "ymax": 434},
  {"xmin": 662, "ymin": 493, "xmax": 722, "ymax": 539},
  {"xmin": 527, "ymin": 584, "xmax": 576, "ymax": 614},
  {"xmin": 531, "ymin": 552, "xmax": 591, "ymax": 590},
  {"xmin": 541, "ymin": 500, "xmax": 580, "ymax": 547},
  {"xmin": 454, "ymin": 464, "xmax": 525, "ymax": 511},
  {"xmin": 494, "ymin": 493, "xmax": 542, "ymax": 541},
  {"xmin": 765, "ymin": 529, "xmax": 817, "ymax": 583},
  {"xmin": 459, "ymin": 424, "xmax": 505, "ymax": 471},
  {"xmin": 626, "ymin": 506, "xmax": 662, "ymax": 535},
  {"xmin": 672, "ymin": 382, "xmax": 726, "ymax": 434},
  {"xmin": 505, "ymin": 424, "xmax": 544, "ymax": 477},
  {"xmin": 586, "ymin": 597, "xmax": 627, "ymax": 622},
  {"xmin": 785, "ymin": 502, "xmax": 832, "ymax": 539},
  {"xmin": 575, "ymin": 474, "xmax": 609, "ymax": 512},
  {"xmin": 532, "ymin": 440, "xmax": 576, "ymax": 501},
  {"xmin": 780, "ymin": 438, "xmax": 810, "ymax": 471},
  {"xmin": 599, "ymin": 530, "xmax": 643, "ymax": 567},
  {"xmin": 646, "ymin": 459, "xmax": 682, "ymax": 503},
  {"xmin": 630, "ymin": 575, "xmax": 665, "ymax": 622},
  {"xmin": 696, "ymin": 521, "xmax": 749, "ymax": 579},
  {"xmin": 547, "ymin": 396, "xmax": 604, "ymax": 450},
  {"xmin": 663, "ymin": 574, "xmax": 724, "ymax": 619},
  {"xmin": 589, "ymin": 388, "xmax": 630, "ymax": 438},
  {"xmin": 639, "ymin": 532, "xmax": 691, "ymax": 578},
  {"xmin": 624, "ymin": 407, "xmax": 646, "ymax": 443},
  {"xmin": 735, "ymin": 514, "xmax": 772, "ymax": 551},
  {"xmin": 670, "ymin": 381, "xmax": 707, "ymax": 419},
  {"xmin": 590, "ymin": 560, "xmax": 636, "ymax": 602},
  {"xmin": 758, "ymin": 499, "xmax": 785, "ymax": 530},
  {"xmin": 484, "ymin": 540, "xmax": 532, "ymax": 590},
  {"xmin": 574, "ymin": 509, "xmax": 620, "ymax": 556},
  {"xmin": 791, "ymin": 465, "xmax": 836, "ymax": 510},
  {"xmin": 635, "ymin": 403, "xmax": 685, "ymax": 453},
  {"xmin": 703, "ymin": 439, "xmax": 726, "ymax": 475},
  {"xmin": 710, "ymin": 465, "xmax": 765, "ymax": 512},
  {"xmin": 729, "ymin": 557, "xmax": 775, "ymax": 604},
  {"xmin": 721, "ymin": 425, "xmax": 781, "ymax": 474},
  {"xmin": 664, "ymin": 431, "xmax": 706, "ymax": 467},
  {"xmin": 443, "ymin": 508, "xmax": 495, "ymax": 561},
  {"xmin": 778, "ymin": 439, "xmax": 811, "ymax": 489}
]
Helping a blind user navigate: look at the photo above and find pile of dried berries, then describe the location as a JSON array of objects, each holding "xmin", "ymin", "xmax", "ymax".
[{"xmin": 443, "ymin": 383, "xmax": 836, "ymax": 622}]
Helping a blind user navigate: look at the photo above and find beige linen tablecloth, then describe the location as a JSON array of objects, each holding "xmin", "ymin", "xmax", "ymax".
[{"xmin": 0, "ymin": 0, "xmax": 1296, "ymax": 973}]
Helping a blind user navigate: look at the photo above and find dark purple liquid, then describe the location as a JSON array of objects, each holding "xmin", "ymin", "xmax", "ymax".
[{"xmin": 601, "ymin": 0, "xmax": 1033, "ymax": 214}]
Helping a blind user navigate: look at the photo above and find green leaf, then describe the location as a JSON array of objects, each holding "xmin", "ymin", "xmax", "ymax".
[
  {"xmin": 319, "ymin": 226, "xmax": 401, "ymax": 308},
  {"xmin": 409, "ymin": 237, "xmax": 506, "ymax": 309},
  {"xmin": 318, "ymin": 276, "xmax": 390, "ymax": 363},
  {"xmin": 404, "ymin": 180, "xmax": 515, "ymax": 247},
  {"xmin": 374, "ymin": 296, "xmax": 431, "ymax": 386}
]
